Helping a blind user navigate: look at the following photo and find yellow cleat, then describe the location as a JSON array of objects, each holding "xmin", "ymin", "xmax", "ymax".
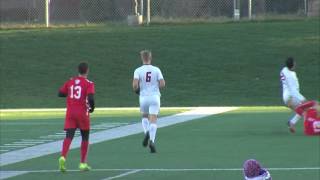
[
  {"xmin": 59, "ymin": 156, "xmax": 67, "ymax": 172},
  {"xmin": 79, "ymin": 163, "xmax": 91, "ymax": 171}
]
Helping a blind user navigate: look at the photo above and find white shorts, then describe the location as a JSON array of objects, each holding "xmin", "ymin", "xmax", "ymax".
[
  {"xmin": 283, "ymin": 93, "xmax": 305, "ymax": 108},
  {"xmin": 139, "ymin": 95, "xmax": 160, "ymax": 115}
]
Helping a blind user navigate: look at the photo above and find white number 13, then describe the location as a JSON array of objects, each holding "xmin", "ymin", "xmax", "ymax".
[{"xmin": 70, "ymin": 85, "xmax": 82, "ymax": 99}]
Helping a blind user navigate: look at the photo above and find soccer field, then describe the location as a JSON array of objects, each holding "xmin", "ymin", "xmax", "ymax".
[
  {"xmin": 1, "ymin": 107, "xmax": 319, "ymax": 180},
  {"xmin": 1, "ymin": 18, "xmax": 319, "ymax": 180}
]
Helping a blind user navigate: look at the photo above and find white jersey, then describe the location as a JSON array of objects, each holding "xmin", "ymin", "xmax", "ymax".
[
  {"xmin": 280, "ymin": 67, "xmax": 305, "ymax": 103},
  {"xmin": 134, "ymin": 65, "xmax": 164, "ymax": 97}
]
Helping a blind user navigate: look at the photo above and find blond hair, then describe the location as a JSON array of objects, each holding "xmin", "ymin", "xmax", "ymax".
[{"xmin": 140, "ymin": 50, "xmax": 152, "ymax": 62}]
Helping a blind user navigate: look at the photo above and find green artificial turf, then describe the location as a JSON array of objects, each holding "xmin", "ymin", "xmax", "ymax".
[
  {"xmin": 0, "ymin": 109, "xmax": 186, "ymax": 147},
  {"xmin": 1, "ymin": 108, "xmax": 319, "ymax": 180}
]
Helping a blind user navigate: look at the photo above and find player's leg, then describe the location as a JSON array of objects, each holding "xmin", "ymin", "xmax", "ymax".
[
  {"xmin": 140, "ymin": 96, "xmax": 150, "ymax": 147},
  {"xmin": 148, "ymin": 114, "xmax": 158, "ymax": 153},
  {"xmin": 59, "ymin": 128, "xmax": 76, "ymax": 172},
  {"xmin": 286, "ymin": 97, "xmax": 304, "ymax": 133},
  {"xmin": 80, "ymin": 130, "xmax": 89, "ymax": 163},
  {"xmin": 61, "ymin": 128, "xmax": 76, "ymax": 158},
  {"xmin": 79, "ymin": 129, "xmax": 91, "ymax": 171},
  {"xmin": 142, "ymin": 113, "xmax": 150, "ymax": 147},
  {"xmin": 148, "ymin": 96, "xmax": 160, "ymax": 153},
  {"xmin": 78, "ymin": 113, "xmax": 91, "ymax": 171}
]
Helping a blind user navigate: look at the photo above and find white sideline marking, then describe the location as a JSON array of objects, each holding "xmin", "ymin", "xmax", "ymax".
[
  {"xmin": 1, "ymin": 145, "xmax": 27, "ymax": 148},
  {"xmin": 0, "ymin": 107, "xmax": 237, "ymax": 167},
  {"xmin": 100, "ymin": 170, "xmax": 141, "ymax": 180},
  {"xmin": 11, "ymin": 143, "xmax": 36, "ymax": 146},
  {"xmin": 0, "ymin": 123, "xmax": 131, "ymax": 153},
  {"xmin": 12, "ymin": 142, "xmax": 38, "ymax": 145},
  {"xmin": 0, "ymin": 171, "xmax": 28, "ymax": 180},
  {"xmin": 21, "ymin": 139, "xmax": 52, "ymax": 142},
  {"xmin": 54, "ymin": 133, "xmax": 66, "ymax": 135}
]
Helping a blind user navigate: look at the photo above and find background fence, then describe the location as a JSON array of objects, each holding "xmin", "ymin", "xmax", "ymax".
[{"xmin": 0, "ymin": 0, "xmax": 319, "ymax": 27}]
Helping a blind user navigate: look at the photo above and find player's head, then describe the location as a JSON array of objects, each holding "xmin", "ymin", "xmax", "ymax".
[
  {"xmin": 243, "ymin": 159, "xmax": 272, "ymax": 180},
  {"xmin": 285, "ymin": 57, "xmax": 295, "ymax": 70},
  {"xmin": 78, "ymin": 62, "xmax": 89, "ymax": 76},
  {"xmin": 243, "ymin": 159, "xmax": 262, "ymax": 178},
  {"xmin": 140, "ymin": 50, "xmax": 152, "ymax": 64}
]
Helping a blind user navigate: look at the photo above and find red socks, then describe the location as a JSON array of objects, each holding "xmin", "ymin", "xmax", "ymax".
[
  {"xmin": 81, "ymin": 141, "xmax": 89, "ymax": 163},
  {"xmin": 61, "ymin": 138, "xmax": 72, "ymax": 158},
  {"xmin": 296, "ymin": 101, "xmax": 316, "ymax": 115},
  {"xmin": 61, "ymin": 138, "xmax": 89, "ymax": 163}
]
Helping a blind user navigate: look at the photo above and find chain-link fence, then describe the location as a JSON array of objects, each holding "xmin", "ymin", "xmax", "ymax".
[{"xmin": 0, "ymin": 0, "xmax": 319, "ymax": 27}]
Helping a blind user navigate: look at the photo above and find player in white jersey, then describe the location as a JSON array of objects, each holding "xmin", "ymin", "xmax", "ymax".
[
  {"xmin": 280, "ymin": 57, "xmax": 306, "ymax": 133},
  {"xmin": 132, "ymin": 50, "xmax": 165, "ymax": 153}
]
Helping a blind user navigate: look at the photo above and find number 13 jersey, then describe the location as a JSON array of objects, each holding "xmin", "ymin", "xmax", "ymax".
[
  {"xmin": 59, "ymin": 76, "xmax": 95, "ymax": 111},
  {"xmin": 134, "ymin": 65, "xmax": 164, "ymax": 97}
]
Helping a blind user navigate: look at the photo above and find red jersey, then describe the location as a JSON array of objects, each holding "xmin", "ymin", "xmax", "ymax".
[
  {"xmin": 59, "ymin": 76, "xmax": 95, "ymax": 112},
  {"xmin": 303, "ymin": 109, "xmax": 320, "ymax": 136}
]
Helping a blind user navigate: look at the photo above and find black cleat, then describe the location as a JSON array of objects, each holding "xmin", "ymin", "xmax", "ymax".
[
  {"xmin": 142, "ymin": 132, "xmax": 150, "ymax": 147},
  {"xmin": 149, "ymin": 141, "xmax": 156, "ymax": 153}
]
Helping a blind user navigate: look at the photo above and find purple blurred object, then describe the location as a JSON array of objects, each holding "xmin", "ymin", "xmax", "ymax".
[
  {"xmin": 243, "ymin": 159, "xmax": 262, "ymax": 177},
  {"xmin": 243, "ymin": 159, "xmax": 272, "ymax": 180}
]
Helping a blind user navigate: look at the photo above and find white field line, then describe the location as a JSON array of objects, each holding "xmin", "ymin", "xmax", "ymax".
[
  {"xmin": 1, "ymin": 145, "xmax": 27, "ymax": 148},
  {"xmin": 0, "ymin": 171, "xmax": 28, "ymax": 180},
  {"xmin": 2, "ymin": 167, "xmax": 320, "ymax": 173},
  {"xmin": 0, "ymin": 167, "xmax": 320, "ymax": 180},
  {"xmin": 0, "ymin": 107, "xmax": 237, "ymax": 167},
  {"xmin": 54, "ymin": 133, "xmax": 66, "ymax": 135},
  {"xmin": 12, "ymin": 142, "xmax": 39, "ymax": 145},
  {"xmin": 0, "ymin": 107, "xmax": 192, "ymax": 112},
  {"xmin": 10, "ymin": 143, "xmax": 36, "ymax": 146},
  {"xmin": 21, "ymin": 139, "xmax": 52, "ymax": 142},
  {"xmin": 1, "ymin": 167, "xmax": 319, "ymax": 180},
  {"xmin": 1, "ymin": 123, "xmax": 131, "ymax": 152},
  {"xmin": 100, "ymin": 170, "xmax": 142, "ymax": 180}
]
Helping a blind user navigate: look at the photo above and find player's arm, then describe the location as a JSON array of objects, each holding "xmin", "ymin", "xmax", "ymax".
[
  {"xmin": 58, "ymin": 92, "xmax": 67, "ymax": 97},
  {"xmin": 88, "ymin": 94, "xmax": 95, "ymax": 113},
  {"xmin": 87, "ymin": 82, "xmax": 95, "ymax": 113},
  {"xmin": 158, "ymin": 68, "xmax": 165, "ymax": 89},
  {"xmin": 132, "ymin": 69, "xmax": 140, "ymax": 95},
  {"xmin": 159, "ymin": 79, "xmax": 165, "ymax": 89},
  {"xmin": 132, "ymin": 79, "xmax": 140, "ymax": 95},
  {"xmin": 58, "ymin": 82, "xmax": 68, "ymax": 98}
]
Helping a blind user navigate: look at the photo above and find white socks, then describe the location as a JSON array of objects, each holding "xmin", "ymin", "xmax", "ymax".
[
  {"xmin": 142, "ymin": 118, "xmax": 150, "ymax": 134},
  {"xmin": 290, "ymin": 114, "xmax": 301, "ymax": 125},
  {"xmin": 142, "ymin": 118, "xmax": 157, "ymax": 143},
  {"xmin": 149, "ymin": 123, "xmax": 157, "ymax": 143}
]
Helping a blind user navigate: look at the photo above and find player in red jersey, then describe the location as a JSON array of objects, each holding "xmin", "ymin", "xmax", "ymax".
[
  {"xmin": 295, "ymin": 100, "xmax": 320, "ymax": 136},
  {"xmin": 58, "ymin": 62, "xmax": 95, "ymax": 172}
]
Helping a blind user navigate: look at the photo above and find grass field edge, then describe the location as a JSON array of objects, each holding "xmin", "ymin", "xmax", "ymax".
[
  {"xmin": 0, "ymin": 106, "xmax": 292, "ymax": 112},
  {"xmin": 0, "ymin": 107, "xmax": 194, "ymax": 112}
]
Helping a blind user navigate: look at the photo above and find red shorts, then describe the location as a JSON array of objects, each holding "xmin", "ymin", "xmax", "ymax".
[{"xmin": 64, "ymin": 108, "xmax": 90, "ymax": 130}]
